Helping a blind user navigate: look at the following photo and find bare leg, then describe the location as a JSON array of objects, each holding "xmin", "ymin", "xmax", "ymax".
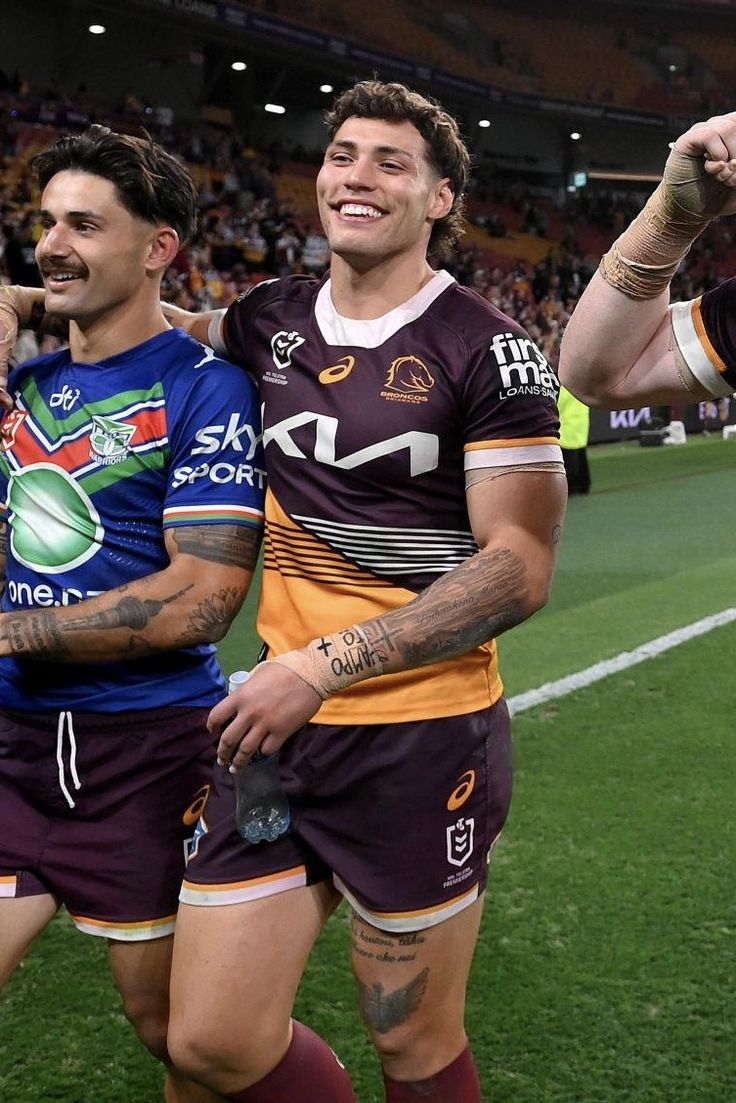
[
  {"xmin": 168, "ymin": 883, "xmax": 341, "ymax": 1095},
  {"xmin": 108, "ymin": 936, "xmax": 221, "ymax": 1103},
  {"xmin": 351, "ymin": 896, "xmax": 485, "ymax": 1089},
  {"xmin": 0, "ymin": 894, "xmax": 58, "ymax": 986}
]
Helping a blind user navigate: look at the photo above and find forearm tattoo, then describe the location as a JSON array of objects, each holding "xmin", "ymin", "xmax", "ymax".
[
  {"xmin": 187, "ymin": 585, "xmax": 247, "ymax": 640},
  {"xmin": 361, "ymin": 546, "xmax": 528, "ymax": 670},
  {"xmin": 0, "ymin": 584, "xmax": 193, "ymax": 659},
  {"xmin": 172, "ymin": 524, "xmax": 261, "ymax": 570}
]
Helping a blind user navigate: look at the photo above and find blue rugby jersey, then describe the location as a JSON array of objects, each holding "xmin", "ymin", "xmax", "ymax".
[{"xmin": 0, "ymin": 328, "xmax": 265, "ymax": 711}]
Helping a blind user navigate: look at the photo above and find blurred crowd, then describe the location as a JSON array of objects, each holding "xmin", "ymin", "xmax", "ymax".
[{"xmin": 1, "ymin": 86, "xmax": 733, "ymax": 370}]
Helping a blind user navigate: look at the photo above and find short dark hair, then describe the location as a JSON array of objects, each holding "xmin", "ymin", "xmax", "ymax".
[
  {"xmin": 325, "ymin": 80, "xmax": 470, "ymax": 255},
  {"xmin": 32, "ymin": 125, "xmax": 198, "ymax": 244}
]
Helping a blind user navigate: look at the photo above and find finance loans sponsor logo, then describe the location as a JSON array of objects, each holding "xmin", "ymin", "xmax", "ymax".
[
  {"xmin": 263, "ymin": 411, "xmax": 439, "ymax": 477},
  {"xmin": 489, "ymin": 332, "xmax": 559, "ymax": 400},
  {"xmin": 319, "ymin": 355, "xmax": 355, "ymax": 385},
  {"xmin": 381, "ymin": 355, "xmax": 435, "ymax": 404},
  {"xmin": 89, "ymin": 415, "xmax": 137, "ymax": 466},
  {"xmin": 446, "ymin": 817, "xmax": 475, "ymax": 868},
  {"xmin": 447, "ymin": 770, "xmax": 476, "ymax": 812},
  {"xmin": 7, "ymin": 463, "xmax": 103, "ymax": 572}
]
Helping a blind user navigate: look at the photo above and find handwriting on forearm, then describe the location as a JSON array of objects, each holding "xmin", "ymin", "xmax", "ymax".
[{"xmin": 362, "ymin": 546, "xmax": 527, "ymax": 670}]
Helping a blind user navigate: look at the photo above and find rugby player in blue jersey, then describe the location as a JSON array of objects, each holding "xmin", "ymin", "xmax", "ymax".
[{"xmin": 0, "ymin": 127, "xmax": 264, "ymax": 1103}]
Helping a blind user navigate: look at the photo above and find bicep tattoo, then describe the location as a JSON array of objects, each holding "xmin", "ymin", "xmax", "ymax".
[{"xmin": 171, "ymin": 524, "xmax": 262, "ymax": 570}]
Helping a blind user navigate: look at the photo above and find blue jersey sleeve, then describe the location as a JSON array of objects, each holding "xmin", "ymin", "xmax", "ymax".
[{"xmin": 162, "ymin": 349, "xmax": 265, "ymax": 531}]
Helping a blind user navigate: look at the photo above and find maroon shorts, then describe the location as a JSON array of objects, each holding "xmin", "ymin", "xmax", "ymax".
[
  {"xmin": 181, "ymin": 699, "xmax": 512, "ymax": 932},
  {"xmin": 0, "ymin": 706, "xmax": 215, "ymax": 940}
]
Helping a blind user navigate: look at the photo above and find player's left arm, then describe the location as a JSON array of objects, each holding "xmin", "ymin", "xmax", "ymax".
[
  {"xmin": 211, "ymin": 466, "xmax": 567, "ymax": 767},
  {"xmin": 0, "ymin": 523, "xmax": 260, "ymax": 662}
]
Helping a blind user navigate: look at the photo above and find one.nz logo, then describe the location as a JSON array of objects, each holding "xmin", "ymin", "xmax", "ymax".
[
  {"xmin": 489, "ymin": 331, "xmax": 559, "ymax": 400},
  {"xmin": 89, "ymin": 415, "xmax": 137, "ymax": 466}
]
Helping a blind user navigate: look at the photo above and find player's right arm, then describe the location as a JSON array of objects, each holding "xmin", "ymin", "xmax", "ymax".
[
  {"xmin": 559, "ymin": 112, "xmax": 736, "ymax": 408},
  {"xmin": 0, "ymin": 287, "xmax": 47, "ymax": 406},
  {"xmin": 161, "ymin": 303, "xmax": 225, "ymax": 350}
]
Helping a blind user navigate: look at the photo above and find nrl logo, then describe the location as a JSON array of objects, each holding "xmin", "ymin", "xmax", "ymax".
[
  {"xmin": 446, "ymin": 817, "xmax": 475, "ymax": 868},
  {"xmin": 271, "ymin": 330, "xmax": 305, "ymax": 371},
  {"xmin": 89, "ymin": 415, "xmax": 137, "ymax": 466}
]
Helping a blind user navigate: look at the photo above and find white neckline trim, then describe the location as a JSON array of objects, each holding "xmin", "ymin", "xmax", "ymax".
[{"xmin": 315, "ymin": 270, "xmax": 456, "ymax": 348}]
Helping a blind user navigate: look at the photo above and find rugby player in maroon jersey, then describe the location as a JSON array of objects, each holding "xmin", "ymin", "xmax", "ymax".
[{"xmin": 1, "ymin": 83, "xmax": 568, "ymax": 1103}]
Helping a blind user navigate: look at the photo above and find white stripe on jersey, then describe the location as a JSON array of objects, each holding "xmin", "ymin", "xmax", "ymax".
[
  {"xmin": 670, "ymin": 300, "xmax": 734, "ymax": 397},
  {"xmin": 464, "ymin": 443, "xmax": 563, "ymax": 469},
  {"xmin": 292, "ymin": 513, "xmax": 478, "ymax": 575}
]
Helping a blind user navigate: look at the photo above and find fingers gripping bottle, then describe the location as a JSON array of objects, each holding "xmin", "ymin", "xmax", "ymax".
[{"xmin": 227, "ymin": 671, "xmax": 291, "ymax": 844}]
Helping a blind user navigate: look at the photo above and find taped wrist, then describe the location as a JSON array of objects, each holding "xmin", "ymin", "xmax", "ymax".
[
  {"xmin": 0, "ymin": 286, "xmax": 44, "ymax": 328},
  {"xmin": 270, "ymin": 624, "xmax": 385, "ymax": 699},
  {"xmin": 600, "ymin": 147, "xmax": 733, "ymax": 299}
]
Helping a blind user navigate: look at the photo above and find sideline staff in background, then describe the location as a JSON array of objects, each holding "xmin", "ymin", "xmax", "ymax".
[
  {"xmin": 558, "ymin": 386, "xmax": 591, "ymax": 495},
  {"xmin": 0, "ymin": 127, "xmax": 263, "ymax": 1103},
  {"xmin": 559, "ymin": 112, "xmax": 736, "ymax": 408},
  {"xmin": 164, "ymin": 81, "xmax": 567, "ymax": 1103}
]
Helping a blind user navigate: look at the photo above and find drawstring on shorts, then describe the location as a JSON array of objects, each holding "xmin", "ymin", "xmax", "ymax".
[{"xmin": 56, "ymin": 710, "xmax": 82, "ymax": 809}]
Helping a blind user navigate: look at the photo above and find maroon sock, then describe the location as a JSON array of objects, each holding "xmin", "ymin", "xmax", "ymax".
[
  {"xmin": 383, "ymin": 1047, "xmax": 482, "ymax": 1102},
  {"xmin": 226, "ymin": 1020, "xmax": 356, "ymax": 1102}
]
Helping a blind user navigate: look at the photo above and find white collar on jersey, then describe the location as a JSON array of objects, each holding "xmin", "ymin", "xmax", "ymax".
[{"xmin": 315, "ymin": 269, "xmax": 456, "ymax": 348}]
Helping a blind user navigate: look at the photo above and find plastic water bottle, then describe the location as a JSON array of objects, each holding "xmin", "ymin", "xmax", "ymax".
[{"xmin": 227, "ymin": 671, "xmax": 291, "ymax": 844}]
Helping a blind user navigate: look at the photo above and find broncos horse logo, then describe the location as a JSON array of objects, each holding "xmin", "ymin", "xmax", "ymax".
[{"xmin": 384, "ymin": 355, "xmax": 435, "ymax": 394}]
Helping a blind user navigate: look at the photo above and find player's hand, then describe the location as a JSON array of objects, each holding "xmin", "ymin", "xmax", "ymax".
[
  {"xmin": 161, "ymin": 301, "xmax": 197, "ymax": 330},
  {"xmin": 209, "ymin": 660, "xmax": 323, "ymax": 770},
  {"xmin": 0, "ymin": 301, "xmax": 19, "ymax": 411},
  {"xmin": 675, "ymin": 111, "xmax": 736, "ymax": 200}
]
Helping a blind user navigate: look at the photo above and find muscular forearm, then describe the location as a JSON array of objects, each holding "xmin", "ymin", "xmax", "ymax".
[
  {"xmin": 273, "ymin": 542, "xmax": 551, "ymax": 698},
  {"xmin": 0, "ymin": 566, "xmax": 248, "ymax": 662}
]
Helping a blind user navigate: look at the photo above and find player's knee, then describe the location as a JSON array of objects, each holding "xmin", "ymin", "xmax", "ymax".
[
  {"xmin": 119, "ymin": 989, "xmax": 170, "ymax": 1062},
  {"xmin": 168, "ymin": 1017, "xmax": 286, "ymax": 1090},
  {"xmin": 364, "ymin": 1014, "xmax": 463, "ymax": 1077}
]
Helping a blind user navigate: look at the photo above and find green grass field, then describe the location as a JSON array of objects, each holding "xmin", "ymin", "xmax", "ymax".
[{"xmin": 2, "ymin": 435, "xmax": 735, "ymax": 1102}]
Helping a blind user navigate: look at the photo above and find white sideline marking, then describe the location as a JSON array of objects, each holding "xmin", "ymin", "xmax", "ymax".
[{"xmin": 508, "ymin": 608, "xmax": 736, "ymax": 715}]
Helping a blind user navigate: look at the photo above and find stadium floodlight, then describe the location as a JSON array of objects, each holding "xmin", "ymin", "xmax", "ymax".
[
  {"xmin": 320, "ymin": 84, "xmax": 334, "ymax": 93},
  {"xmin": 570, "ymin": 131, "xmax": 581, "ymax": 140},
  {"xmin": 478, "ymin": 119, "xmax": 491, "ymax": 128},
  {"xmin": 231, "ymin": 61, "xmax": 247, "ymax": 71},
  {"xmin": 88, "ymin": 23, "xmax": 106, "ymax": 34},
  {"xmin": 265, "ymin": 103, "xmax": 286, "ymax": 114}
]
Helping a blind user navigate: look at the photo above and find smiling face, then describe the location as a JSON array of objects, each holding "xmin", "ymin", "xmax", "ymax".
[
  {"xmin": 35, "ymin": 169, "xmax": 170, "ymax": 326},
  {"xmin": 316, "ymin": 116, "xmax": 453, "ymax": 271}
]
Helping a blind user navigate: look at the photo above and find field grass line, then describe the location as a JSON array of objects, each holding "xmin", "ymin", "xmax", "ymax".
[{"xmin": 508, "ymin": 607, "xmax": 736, "ymax": 715}]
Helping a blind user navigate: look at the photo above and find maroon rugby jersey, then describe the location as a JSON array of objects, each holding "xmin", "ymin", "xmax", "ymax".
[
  {"xmin": 671, "ymin": 277, "xmax": 736, "ymax": 396},
  {"xmin": 223, "ymin": 270, "xmax": 561, "ymax": 723}
]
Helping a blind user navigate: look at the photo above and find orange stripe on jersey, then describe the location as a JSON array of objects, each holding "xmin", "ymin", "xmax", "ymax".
[
  {"xmin": 259, "ymin": 491, "xmax": 503, "ymax": 724},
  {"xmin": 365, "ymin": 884, "xmax": 479, "ymax": 920},
  {"xmin": 264, "ymin": 494, "xmax": 392, "ymax": 587},
  {"xmin": 182, "ymin": 866, "xmax": 307, "ymax": 893},
  {"xmin": 464, "ymin": 436, "xmax": 559, "ymax": 452},
  {"xmin": 70, "ymin": 913, "xmax": 176, "ymax": 931},
  {"xmin": 692, "ymin": 296, "xmax": 730, "ymax": 376}
]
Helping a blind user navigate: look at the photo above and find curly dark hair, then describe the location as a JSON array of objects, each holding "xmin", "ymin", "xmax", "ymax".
[
  {"xmin": 32, "ymin": 125, "xmax": 198, "ymax": 244},
  {"xmin": 325, "ymin": 80, "xmax": 470, "ymax": 256}
]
